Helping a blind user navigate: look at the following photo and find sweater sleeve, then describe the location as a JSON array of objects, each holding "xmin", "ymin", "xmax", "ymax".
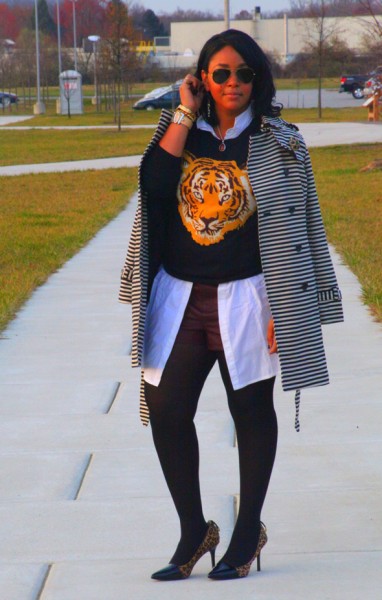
[{"xmin": 141, "ymin": 145, "xmax": 182, "ymax": 200}]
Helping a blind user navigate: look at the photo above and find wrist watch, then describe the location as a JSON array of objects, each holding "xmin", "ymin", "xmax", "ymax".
[{"xmin": 172, "ymin": 109, "xmax": 193, "ymax": 129}]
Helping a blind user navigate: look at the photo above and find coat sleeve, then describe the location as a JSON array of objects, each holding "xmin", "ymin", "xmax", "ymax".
[
  {"xmin": 118, "ymin": 197, "xmax": 141, "ymax": 304},
  {"xmin": 304, "ymin": 148, "xmax": 344, "ymax": 324},
  {"xmin": 118, "ymin": 109, "xmax": 174, "ymax": 305}
]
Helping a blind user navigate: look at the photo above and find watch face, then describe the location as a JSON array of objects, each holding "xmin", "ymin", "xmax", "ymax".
[{"xmin": 174, "ymin": 111, "xmax": 184, "ymax": 124}]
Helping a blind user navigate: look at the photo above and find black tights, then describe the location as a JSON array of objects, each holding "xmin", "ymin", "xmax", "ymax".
[{"xmin": 145, "ymin": 341, "xmax": 277, "ymax": 567}]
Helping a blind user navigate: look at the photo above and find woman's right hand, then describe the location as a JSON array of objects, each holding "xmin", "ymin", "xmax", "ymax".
[{"xmin": 179, "ymin": 74, "xmax": 205, "ymax": 114}]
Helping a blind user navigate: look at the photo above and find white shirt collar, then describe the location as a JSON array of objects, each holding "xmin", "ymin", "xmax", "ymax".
[{"xmin": 196, "ymin": 105, "xmax": 253, "ymax": 140}]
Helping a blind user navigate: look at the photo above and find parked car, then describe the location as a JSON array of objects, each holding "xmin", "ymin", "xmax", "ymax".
[
  {"xmin": 133, "ymin": 85, "xmax": 181, "ymax": 110},
  {"xmin": 0, "ymin": 91, "xmax": 19, "ymax": 107},
  {"xmin": 339, "ymin": 74, "xmax": 368, "ymax": 99}
]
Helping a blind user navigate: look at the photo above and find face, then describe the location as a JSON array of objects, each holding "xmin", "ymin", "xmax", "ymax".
[{"xmin": 201, "ymin": 46, "xmax": 254, "ymax": 120}]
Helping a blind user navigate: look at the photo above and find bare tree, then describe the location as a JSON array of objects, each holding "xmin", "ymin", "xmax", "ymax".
[
  {"xmin": 358, "ymin": 1, "xmax": 382, "ymax": 37},
  {"xmin": 62, "ymin": 75, "xmax": 77, "ymax": 118},
  {"xmin": 293, "ymin": 0, "xmax": 342, "ymax": 117},
  {"xmin": 103, "ymin": 0, "xmax": 137, "ymax": 131}
]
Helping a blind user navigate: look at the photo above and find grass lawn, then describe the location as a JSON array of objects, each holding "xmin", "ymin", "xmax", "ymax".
[
  {"xmin": 310, "ymin": 143, "xmax": 382, "ymax": 321},
  {"xmin": 3, "ymin": 100, "xmax": 161, "ymax": 126},
  {"xmin": 5, "ymin": 104, "xmax": 369, "ymax": 129},
  {"xmin": 0, "ymin": 168, "xmax": 137, "ymax": 332},
  {"xmin": 282, "ymin": 106, "xmax": 367, "ymax": 122},
  {"xmin": 0, "ymin": 128, "xmax": 153, "ymax": 166}
]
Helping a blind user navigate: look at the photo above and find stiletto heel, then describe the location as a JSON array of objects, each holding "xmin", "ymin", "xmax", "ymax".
[
  {"xmin": 151, "ymin": 520, "xmax": 220, "ymax": 580},
  {"xmin": 208, "ymin": 522, "xmax": 267, "ymax": 580},
  {"xmin": 210, "ymin": 546, "xmax": 216, "ymax": 567}
]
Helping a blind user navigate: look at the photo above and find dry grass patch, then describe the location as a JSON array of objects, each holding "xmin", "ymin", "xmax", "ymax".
[
  {"xmin": 0, "ymin": 168, "xmax": 137, "ymax": 331},
  {"xmin": 5, "ymin": 101, "xmax": 161, "ymax": 127},
  {"xmin": 311, "ymin": 144, "xmax": 382, "ymax": 321},
  {"xmin": 7, "ymin": 104, "xmax": 367, "ymax": 129},
  {"xmin": 283, "ymin": 106, "xmax": 367, "ymax": 122}
]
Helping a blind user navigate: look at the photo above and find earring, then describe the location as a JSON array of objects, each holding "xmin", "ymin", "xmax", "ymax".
[{"xmin": 207, "ymin": 95, "xmax": 211, "ymax": 118}]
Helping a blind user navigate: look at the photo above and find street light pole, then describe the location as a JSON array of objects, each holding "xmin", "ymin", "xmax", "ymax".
[
  {"xmin": 33, "ymin": 0, "xmax": 45, "ymax": 114},
  {"xmin": 56, "ymin": 0, "xmax": 62, "ymax": 76},
  {"xmin": 72, "ymin": 0, "xmax": 78, "ymax": 72},
  {"xmin": 88, "ymin": 35, "xmax": 100, "ymax": 111},
  {"xmin": 224, "ymin": 0, "xmax": 230, "ymax": 29}
]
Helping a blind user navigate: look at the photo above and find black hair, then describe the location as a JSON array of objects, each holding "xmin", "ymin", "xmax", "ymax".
[{"xmin": 194, "ymin": 29, "xmax": 281, "ymax": 126}]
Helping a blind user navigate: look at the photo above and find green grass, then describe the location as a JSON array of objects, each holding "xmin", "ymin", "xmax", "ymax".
[
  {"xmin": 310, "ymin": 144, "xmax": 382, "ymax": 321},
  {"xmin": 275, "ymin": 77, "xmax": 338, "ymax": 90},
  {"xmin": 4, "ymin": 99, "xmax": 161, "ymax": 126},
  {"xmin": 0, "ymin": 168, "xmax": 137, "ymax": 332},
  {"xmin": 4, "ymin": 103, "xmax": 369, "ymax": 130},
  {"xmin": 0, "ymin": 128, "xmax": 152, "ymax": 166},
  {"xmin": 283, "ymin": 107, "xmax": 367, "ymax": 122}
]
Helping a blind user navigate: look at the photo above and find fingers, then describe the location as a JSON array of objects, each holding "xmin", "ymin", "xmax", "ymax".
[
  {"xmin": 267, "ymin": 317, "xmax": 278, "ymax": 354},
  {"xmin": 180, "ymin": 74, "xmax": 205, "ymax": 111},
  {"xmin": 182, "ymin": 74, "xmax": 204, "ymax": 96}
]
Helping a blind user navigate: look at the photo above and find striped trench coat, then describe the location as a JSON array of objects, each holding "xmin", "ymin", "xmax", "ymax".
[{"xmin": 119, "ymin": 109, "xmax": 344, "ymax": 427}]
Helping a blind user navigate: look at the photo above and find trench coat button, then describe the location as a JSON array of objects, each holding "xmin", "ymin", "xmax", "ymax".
[
  {"xmin": 296, "ymin": 244, "xmax": 303, "ymax": 253},
  {"xmin": 288, "ymin": 206, "xmax": 295, "ymax": 214},
  {"xmin": 263, "ymin": 210, "xmax": 271, "ymax": 217},
  {"xmin": 301, "ymin": 282, "xmax": 309, "ymax": 291},
  {"xmin": 289, "ymin": 136, "xmax": 300, "ymax": 151}
]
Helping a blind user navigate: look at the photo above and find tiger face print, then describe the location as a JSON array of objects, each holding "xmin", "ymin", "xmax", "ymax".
[{"xmin": 177, "ymin": 151, "xmax": 257, "ymax": 246}]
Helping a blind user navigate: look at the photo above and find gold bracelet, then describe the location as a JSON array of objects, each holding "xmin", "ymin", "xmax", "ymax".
[
  {"xmin": 172, "ymin": 109, "xmax": 194, "ymax": 130},
  {"xmin": 176, "ymin": 104, "xmax": 197, "ymax": 121}
]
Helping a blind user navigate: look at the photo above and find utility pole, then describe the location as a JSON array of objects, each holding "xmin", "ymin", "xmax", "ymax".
[
  {"xmin": 72, "ymin": 0, "xmax": 78, "ymax": 72},
  {"xmin": 33, "ymin": 0, "xmax": 45, "ymax": 114},
  {"xmin": 56, "ymin": 0, "xmax": 62, "ymax": 76},
  {"xmin": 224, "ymin": 0, "xmax": 230, "ymax": 29}
]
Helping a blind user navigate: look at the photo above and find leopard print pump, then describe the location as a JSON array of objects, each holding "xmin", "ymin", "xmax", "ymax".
[
  {"xmin": 151, "ymin": 520, "xmax": 220, "ymax": 581},
  {"xmin": 208, "ymin": 521, "xmax": 268, "ymax": 580},
  {"xmin": 235, "ymin": 522, "xmax": 268, "ymax": 577}
]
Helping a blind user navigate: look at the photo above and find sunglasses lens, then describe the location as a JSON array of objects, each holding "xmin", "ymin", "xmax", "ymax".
[
  {"xmin": 211, "ymin": 68, "xmax": 254, "ymax": 84},
  {"xmin": 212, "ymin": 69, "xmax": 230, "ymax": 84},
  {"xmin": 237, "ymin": 68, "xmax": 255, "ymax": 83}
]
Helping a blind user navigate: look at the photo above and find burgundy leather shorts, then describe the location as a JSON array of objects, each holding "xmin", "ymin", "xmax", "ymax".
[{"xmin": 175, "ymin": 282, "xmax": 224, "ymax": 351}]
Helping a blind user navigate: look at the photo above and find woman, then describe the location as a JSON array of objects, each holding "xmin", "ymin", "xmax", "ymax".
[{"xmin": 119, "ymin": 29, "xmax": 343, "ymax": 581}]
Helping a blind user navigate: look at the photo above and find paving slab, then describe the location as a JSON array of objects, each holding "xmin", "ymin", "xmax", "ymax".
[
  {"xmin": 0, "ymin": 497, "xmax": 232, "ymax": 563},
  {"xmin": 0, "ymin": 155, "xmax": 142, "ymax": 176},
  {"xmin": 0, "ymin": 453, "xmax": 90, "ymax": 501},
  {"xmin": 0, "ymin": 564, "xmax": 47, "ymax": 600},
  {"xmin": 298, "ymin": 121, "xmax": 382, "ymax": 147},
  {"xmin": 0, "ymin": 381, "xmax": 121, "ymax": 416},
  {"xmin": 37, "ymin": 553, "xmax": 382, "ymax": 600},
  {"xmin": 0, "ymin": 115, "xmax": 33, "ymax": 126}
]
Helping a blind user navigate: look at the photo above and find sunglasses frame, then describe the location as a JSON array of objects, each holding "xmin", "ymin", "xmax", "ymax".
[{"xmin": 209, "ymin": 67, "xmax": 255, "ymax": 85}]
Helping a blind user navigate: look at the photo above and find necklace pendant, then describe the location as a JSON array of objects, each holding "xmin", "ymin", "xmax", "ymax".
[{"xmin": 219, "ymin": 141, "xmax": 226, "ymax": 152}]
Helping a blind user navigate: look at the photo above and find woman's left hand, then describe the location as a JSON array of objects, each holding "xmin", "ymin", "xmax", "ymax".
[{"xmin": 267, "ymin": 317, "xmax": 278, "ymax": 354}]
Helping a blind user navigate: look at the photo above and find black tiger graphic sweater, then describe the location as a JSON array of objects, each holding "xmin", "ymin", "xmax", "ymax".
[{"xmin": 141, "ymin": 119, "xmax": 262, "ymax": 285}]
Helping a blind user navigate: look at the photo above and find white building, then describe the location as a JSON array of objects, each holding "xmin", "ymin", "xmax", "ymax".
[{"xmin": 153, "ymin": 9, "xmax": 377, "ymax": 70}]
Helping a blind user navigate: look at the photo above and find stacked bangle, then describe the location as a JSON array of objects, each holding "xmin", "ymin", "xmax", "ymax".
[{"xmin": 172, "ymin": 104, "xmax": 197, "ymax": 130}]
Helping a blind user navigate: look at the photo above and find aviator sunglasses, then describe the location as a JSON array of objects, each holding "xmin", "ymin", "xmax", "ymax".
[{"xmin": 209, "ymin": 67, "xmax": 255, "ymax": 84}]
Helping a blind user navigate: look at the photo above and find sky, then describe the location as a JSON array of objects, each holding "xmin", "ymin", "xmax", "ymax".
[{"xmin": 138, "ymin": 1, "xmax": 291, "ymax": 16}]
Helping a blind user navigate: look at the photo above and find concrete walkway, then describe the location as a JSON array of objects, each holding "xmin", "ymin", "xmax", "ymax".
[{"xmin": 0, "ymin": 126, "xmax": 382, "ymax": 599}]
